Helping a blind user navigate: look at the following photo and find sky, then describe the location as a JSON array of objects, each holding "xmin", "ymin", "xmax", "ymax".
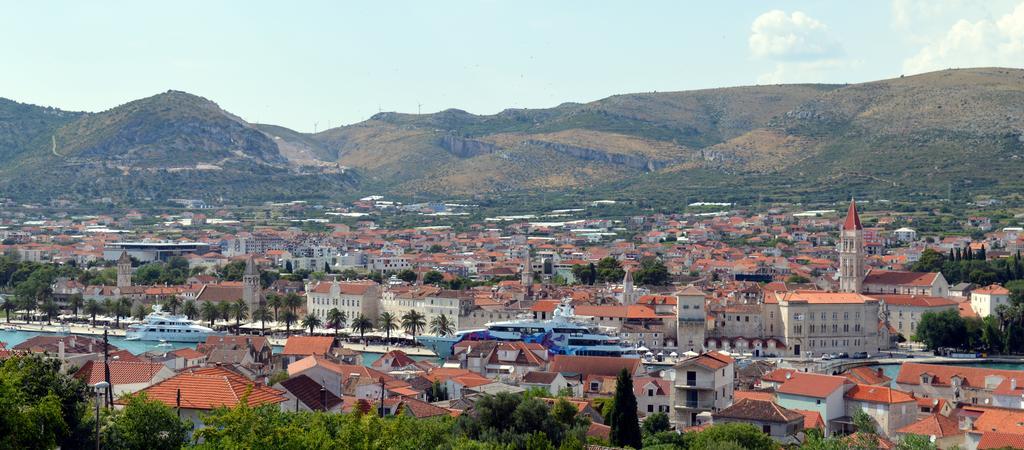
[{"xmin": 2, "ymin": 0, "xmax": 1023, "ymax": 132}]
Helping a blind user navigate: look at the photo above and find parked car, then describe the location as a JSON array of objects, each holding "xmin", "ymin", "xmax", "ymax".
[
  {"xmin": 821, "ymin": 354, "xmax": 834, "ymax": 360},
  {"xmin": 837, "ymin": 352, "xmax": 850, "ymax": 359},
  {"xmin": 851, "ymin": 352, "xmax": 869, "ymax": 359}
]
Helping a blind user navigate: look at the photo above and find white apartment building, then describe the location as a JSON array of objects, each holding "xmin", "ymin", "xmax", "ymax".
[{"xmin": 671, "ymin": 351, "xmax": 735, "ymax": 427}]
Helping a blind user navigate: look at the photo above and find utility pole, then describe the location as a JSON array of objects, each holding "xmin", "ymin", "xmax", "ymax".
[{"xmin": 378, "ymin": 377, "xmax": 386, "ymax": 417}]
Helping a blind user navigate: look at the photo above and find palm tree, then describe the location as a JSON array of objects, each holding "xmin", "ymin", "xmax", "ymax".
[
  {"xmin": 218, "ymin": 302, "xmax": 232, "ymax": 324},
  {"xmin": 267, "ymin": 294, "xmax": 282, "ymax": 322},
  {"xmin": 301, "ymin": 313, "xmax": 322, "ymax": 335},
  {"xmin": 252, "ymin": 305, "xmax": 272, "ymax": 334},
  {"xmin": 69, "ymin": 294, "xmax": 84, "ymax": 319},
  {"xmin": 326, "ymin": 308, "xmax": 347, "ymax": 337},
  {"xmin": 401, "ymin": 310, "xmax": 427, "ymax": 342},
  {"xmin": 378, "ymin": 312, "xmax": 398, "ymax": 343},
  {"xmin": 351, "ymin": 314, "xmax": 374, "ymax": 342},
  {"xmin": 284, "ymin": 293, "xmax": 303, "ymax": 315},
  {"xmin": 232, "ymin": 299, "xmax": 249, "ymax": 331},
  {"xmin": 430, "ymin": 314, "xmax": 454, "ymax": 337},
  {"xmin": 182, "ymin": 300, "xmax": 198, "ymax": 320},
  {"xmin": 115, "ymin": 297, "xmax": 132, "ymax": 328},
  {"xmin": 21, "ymin": 295, "xmax": 38, "ymax": 322},
  {"xmin": 42, "ymin": 298, "xmax": 59, "ymax": 325},
  {"xmin": 85, "ymin": 299, "xmax": 101, "ymax": 327},
  {"xmin": 282, "ymin": 310, "xmax": 298, "ymax": 333},
  {"xmin": 102, "ymin": 298, "xmax": 115, "ymax": 324},
  {"xmin": 1, "ymin": 296, "xmax": 15, "ymax": 323},
  {"xmin": 132, "ymin": 303, "xmax": 148, "ymax": 320},
  {"xmin": 201, "ymin": 301, "xmax": 218, "ymax": 327},
  {"xmin": 163, "ymin": 295, "xmax": 182, "ymax": 315}
]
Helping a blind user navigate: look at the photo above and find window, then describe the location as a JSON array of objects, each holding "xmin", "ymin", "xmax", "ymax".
[
  {"xmin": 648, "ymin": 405, "xmax": 654, "ymax": 412},
  {"xmin": 762, "ymin": 424, "xmax": 771, "ymax": 434},
  {"xmin": 648, "ymin": 389, "xmax": 655, "ymax": 397},
  {"xmin": 816, "ymin": 399, "xmax": 821, "ymax": 405}
]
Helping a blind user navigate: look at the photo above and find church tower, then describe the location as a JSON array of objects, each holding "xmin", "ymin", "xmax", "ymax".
[
  {"xmin": 839, "ymin": 199, "xmax": 865, "ymax": 293},
  {"xmin": 243, "ymin": 255, "xmax": 262, "ymax": 312},
  {"xmin": 521, "ymin": 245, "xmax": 533, "ymax": 299},
  {"xmin": 116, "ymin": 251, "xmax": 132, "ymax": 288},
  {"xmin": 622, "ymin": 268, "xmax": 635, "ymax": 305}
]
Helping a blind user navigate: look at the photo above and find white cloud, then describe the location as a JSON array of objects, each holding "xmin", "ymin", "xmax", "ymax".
[
  {"xmin": 749, "ymin": 10, "xmax": 843, "ymax": 60},
  {"xmin": 902, "ymin": 1, "xmax": 1024, "ymax": 74}
]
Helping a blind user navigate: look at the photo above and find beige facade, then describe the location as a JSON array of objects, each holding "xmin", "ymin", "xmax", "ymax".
[
  {"xmin": 769, "ymin": 291, "xmax": 887, "ymax": 357},
  {"xmin": 672, "ymin": 352, "xmax": 735, "ymax": 427}
]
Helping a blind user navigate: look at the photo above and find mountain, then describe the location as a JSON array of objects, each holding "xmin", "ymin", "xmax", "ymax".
[
  {"xmin": 0, "ymin": 91, "xmax": 354, "ymax": 204},
  {"xmin": 311, "ymin": 67, "xmax": 1024, "ymax": 203},
  {"xmin": 1, "ymin": 68, "xmax": 1021, "ymax": 207}
]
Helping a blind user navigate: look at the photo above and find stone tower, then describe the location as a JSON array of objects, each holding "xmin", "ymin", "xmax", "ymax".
[
  {"xmin": 521, "ymin": 245, "xmax": 533, "ymax": 299},
  {"xmin": 622, "ymin": 268, "xmax": 635, "ymax": 305},
  {"xmin": 839, "ymin": 199, "xmax": 865, "ymax": 293},
  {"xmin": 243, "ymin": 255, "xmax": 262, "ymax": 312},
  {"xmin": 116, "ymin": 251, "xmax": 132, "ymax": 288},
  {"xmin": 676, "ymin": 285, "xmax": 707, "ymax": 353}
]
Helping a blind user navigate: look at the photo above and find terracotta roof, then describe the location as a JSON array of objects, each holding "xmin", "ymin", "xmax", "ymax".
[
  {"xmin": 896, "ymin": 414, "xmax": 962, "ymax": 438},
  {"xmin": 307, "ymin": 280, "xmax": 377, "ymax": 295},
  {"xmin": 522, "ymin": 371, "xmax": 561, "ymax": 384},
  {"xmin": 843, "ymin": 199, "xmax": 862, "ymax": 231},
  {"xmin": 676, "ymin": 351, "xmax": 734, "ymax": 371},
  {"xmin": 776, "ymin": 373, "xmax": 850, "ymax": 398},
  {"xmin": 974, "ymin": 284, "xmax": 1010, "ymax": 295},
  {"xmin": 844, "ymin": 384, "xmax": 915, "ymax": 404},
  {"xmin": 549, "ymin": 355, "xmax": 642, "ymax": 377},
  {"xmin": 842, "ymin": 367, "xmax": 892, "ymax": 386},
  {"xmin": 863, "ymin": 270, "xmax": 938, "ymax": 287},
  {"xmin": 282, "ymin": 336, "xmax": 334, "ymax": 356},
  {"xmin": 875, "ymin": 295, "xmax": 959, "ymax": 308},
  {"xmin": 398, "ymin": 397, "xmax": 452, "ymax": 418},
  {"xmin": 978, "ymin": 432, "xmax": 1024, "ymax": 449},
  {"xmin": 128, "ymin": 367, "xmax": 285, "ymax": 410},
  {"xmin": 713, "ymin": 398, "xmax": 803, "ymax": 423},
  {"xmin": 73, "ymin": 360, "xmax": 168, "ymax": 386},
  {"xmin": 371, "ymin": 350, "xmax": 418, "ymax": 370},
  {"xmin": 793, "ymin": 409, "xmax": 824, "ymax": 431},
  {"xmin": 195, "ymin": 285, "xmax": 245, "ymax": 303},
  {"xmin": 587, "ymin": 423, "xmax": 611, "ymax": 440},
  {"xmin": 776, "ymin": 290, "xmax": 878, "ymax": 304},
  {"xmin": 896, "ymin": 362, "xmax": 1024, "ymax": 389},
  {"xmin": 734, "ymin": 390, "xmax": 775, "ymax": 402},
  {"xmin": 278, "ymin": 374, "xmax": 342, "ymax": 410},
  {"xmin": 169, "ymin": 348, "xmax": 206, "ymax": 360}
]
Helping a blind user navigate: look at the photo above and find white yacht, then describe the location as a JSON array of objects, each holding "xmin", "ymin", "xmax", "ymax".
[
  {"xmin": 125, "ymin": 305, "xmax": 220, "ymax": 343},
  {"xmin": 417, "ymin": 298, "xmax": 638, "ymax": 359}
]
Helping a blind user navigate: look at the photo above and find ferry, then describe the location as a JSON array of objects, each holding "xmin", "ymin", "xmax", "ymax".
[
  {"xmin": 125, "ymin": 305, "xmax": 221, "ymax": 343},
  {"xmin": 417, "ymin": 298, "xmax": 639, "ymax": 359}
]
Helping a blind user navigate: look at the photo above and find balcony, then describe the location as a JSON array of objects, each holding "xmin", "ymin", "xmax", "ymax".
[
  {"xmin": 674, "ymin": 380, "xmax": 715, "ymax": 390},
  {"xmin": 674, "ymin": 399, "xmax": 715, "ymax": 410}
]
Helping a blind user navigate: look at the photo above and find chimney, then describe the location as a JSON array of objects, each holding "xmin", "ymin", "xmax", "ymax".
[
  {"xmin": 1013, "ymin": 379, "xmax": 1018, "ymax": 391},
  {"xmin": 58, "ymin": 339, "xmax": 65, "ymax": 361},
  {"xmin": 877, "ymin": 368, "xmax": 884, "ymax": 378}
]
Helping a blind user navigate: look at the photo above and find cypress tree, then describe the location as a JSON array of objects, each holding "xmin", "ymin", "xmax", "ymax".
[
  {"xmin": 965, "ymin": 247, "xmax": 973, "ymax": 261},
  {"xmin": 949, "ymin": 249, "xmax": 955, "ymax": 262},
  {"xmin": 609, "ymin": 368, "xmax": 642, "ymax": 449},
  {"xmin": 978, "ymin": 245, "xmax": 986, "ymax": 261},
  {"xmin": 955, "ymin": 248, "xmax": 962, "ymax": 262}
]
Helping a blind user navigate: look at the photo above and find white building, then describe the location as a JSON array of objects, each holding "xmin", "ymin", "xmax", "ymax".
[
  {"xmin": 671, "ymin": 351, "xmax": 735, "ymax": 427},
  {"xmin": 305, "ymin": 280, "xmax": 381, "ymax": 321},
  {"xmin": 970, "ymin": 284, "xmax": 1011, "ymax": 318}
]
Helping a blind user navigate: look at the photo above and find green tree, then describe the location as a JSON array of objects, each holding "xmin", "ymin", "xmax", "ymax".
[
  {"xmin": 608, "ymin": 368, "xmax": 641, "ymax": 449},
  {"xmin": 423, "ymin": 270, "xmax": 445, "ymax": 285},
  {"xmin": 0, "ymin": 354, "xmax": 91, "ymax": 449},
  {"xmin": 162, "ymin": 295, "xmax": 181, "ymax": 315},
  {"xmin": 914, "ymin": 309, "xmax": 967, "ymax": 350},
  {"xmin": 282, "ymin": 310, "xmax": 298, "ymax": 333},
  {"xmin": 396, "ymin": 269, "xmax": 418, "ymax": 283},
  {"xmin": 68, "ymin": 293, "xmax": 84, "ymax": 318},
  {"xmin": 326, "ymin": 308, "xmax": 347, "ymax": 337},
  {"xmin": 42, "ymin": 298, "xmax": 59, "ymax": 325},
  {"xmin": 201, "ymin": 301, "xmax": 218, "ymax": 327},
  {"xmin": 301, "ymin": 313, "xmax": 322, "ymax": 335},
  {"xmin": 284, "ymin": 293, "xmax": 303, "ymax": 315},
  {"xmin": 266, "ymin": 293, "xmax": 282, "ymax": 322},
  {"xmin": 350, "ymin": 314, "xmax": 373, "ymax": 341},
  {"xmin": 910, "ymin": 248, "xmax": 946, "ymax": 273},
  {"xmin": 430, "ymin": 314, "xmax": 454, "ymax": 336},
  {"xmin": 689, "ymin": 422, "xmax": 777, "ymax": 450},
  {"xmin": 231, "ymin": 299, "xmax": 249, "ymax": 331},
  {"xmin": 641, "ymin": 412, "xmax": 671, "ymax": 435},
  {"xmin": 401, "ymin": 310, "xmax": 427, "ymax": 341},
  {"xmin": 378, "ymin": 311, "xmax": 398, "ymax": 343},
  {"xmin": 252, "ymin": 305, "xmax": 272, "ymax": 334},
  {"xmin": 103, "ymin": 393, "xmax": 190, "ymax": 450},
  {"xmin": 131, "ymin": 302, "xmax": 148, "ymax": 321},
  {"xmin": 182, "ymin": 299, "xmax": 198, "ymax": 320},
  {"xmin": 596, "ymin": 257, "xmax": 625, "ymax": 283},
  {"xmin": 787, "ymin": 274, "xmax": 811, "ymax": 284},
  {"xmin": 1, "ymin": 295, "xmax": 14, "ymax": 323},
  {"xmin": 634, "ymin": 258, "xmax": 670, "ymax": 286}
]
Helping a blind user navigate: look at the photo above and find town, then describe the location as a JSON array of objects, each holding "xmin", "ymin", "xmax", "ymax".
[{"xmin": 2, "ymin": 194, "xmax": 1023, "ymax": 449}]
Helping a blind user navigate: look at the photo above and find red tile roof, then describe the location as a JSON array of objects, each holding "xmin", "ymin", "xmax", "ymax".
[
  {"xmin": 875, "ymin": 295, "xmax": 959, "ymax": 308},
  {"xmin": 842, "ymin": 367, "xmax": 892, "ymax": 386},
  {"xmin": 73, "ymin": 360, "xmax": 168, "ymax": 386},
  {"xmin": 974, "ymin": 284, "xmax": 1010, "ymax": 295},
  {"xmin": 863, "ymin": 270, "xmax": 938, "ymax": 287},
  {"xmin": 282, "ymin": 336, "xmax": 334, "ymax": 356},
  {"xmin": 844, "ymin": 384, "xmax": 915, "ymax": 404},
  {"xmin": 978, "ymin": 431, "xmax": 1024, "ymax": 449},
  {"xmin": 793, "ymin": 409, "xmax": 824, "ymax": 430},
  {"xmin": 129, "ymin": 367, "xmax": 285, "ymax": 410},
  {"xmin": 776, "ymin": 373, "xmax": 850, "ymax": 398},
  {"xmin": 896, "ymin": 362, "xmax": 1024, "ymax": 389},
  {"xmin": 896, "ymin": 414, "xmax": 962, "ymax": 438}
]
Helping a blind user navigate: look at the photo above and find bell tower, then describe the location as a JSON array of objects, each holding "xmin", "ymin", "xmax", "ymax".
[
  {"xmin": 116, "ymin": 251, "xmax": 132, "ymax": 288},
  {"xmin": 243, "ymin": 255, "xmax": 262, "ymax": 311},
  {"xmin": 839, "ymin": 199, "xmax": 865, "ymax": 293}
]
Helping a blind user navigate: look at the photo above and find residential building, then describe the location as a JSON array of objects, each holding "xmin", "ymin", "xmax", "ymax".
[
  {"xmin": 712, "ymin": 398, "xmax": 804, "ymax": 443},
  {"xmin": 843, "ymin": 384, "xmax": 917, "ymax": 437},
  {"xmin": 970, "ymin": 284, "xmax": 1011, "ymax": 318},
  {"xmin": 876, "ymin": 295, "xmax": 959, "ymax": 340},
  {"xmin": 773, "ymin": 372, "xmax": 852, "ymax": 435},
  {"xmin": 672, "ymin": 351, "xmax": 735, "ymax": 427},
  {"xmin": 896, "ymin": 363, "xmax": 1024, "ymax": 409}
]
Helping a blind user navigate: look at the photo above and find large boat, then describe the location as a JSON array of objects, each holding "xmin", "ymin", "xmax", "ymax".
[
  {"xmin": 125, "ymin": 305, "xmax": 221, "ymax": 343},
  {"xmin": 417, "ymin": 298, "xmax": 639, "ymax": 359}
]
